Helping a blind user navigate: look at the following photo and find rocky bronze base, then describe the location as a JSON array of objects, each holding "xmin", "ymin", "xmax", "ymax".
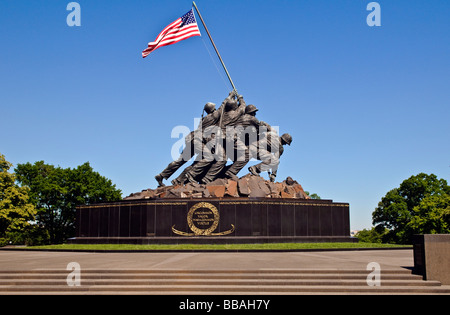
[
  {"xmin": 70, "ymin": 197, "xmax": 354, "ymax": 245},
  {"xmin": 124, "ymin": 175, "xmax": 310, "ymax": 200}
]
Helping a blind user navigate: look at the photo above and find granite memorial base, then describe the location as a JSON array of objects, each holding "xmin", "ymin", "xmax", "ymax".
[
  {"xmin": 69, "ymin": 198, "xmax": 355, "ymax": 244},
  {"xmin": 413, "ymin": 234, "xmax": 450, "ymax": 284}
]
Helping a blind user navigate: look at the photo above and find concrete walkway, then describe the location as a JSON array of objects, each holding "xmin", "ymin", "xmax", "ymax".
[
  {"xmin": 4, "ymin": 249, "xmax": 449, "ymax": 295},
  {"xmin": 0, "ymin": 249, "xmax": 413, "ymax": 271}
]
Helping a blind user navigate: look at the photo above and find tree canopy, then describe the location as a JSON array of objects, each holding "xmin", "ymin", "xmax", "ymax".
[
  {"xmin": 15, "ymin": 161, "xmax": 122, "ymax": 244},
  {"xmin": 372, "ymin": 173, "xmax": 450, "ymax": 244},
  {"xmin": 0, "ymin": 154, "xmax": 36, "ymax": 243}
]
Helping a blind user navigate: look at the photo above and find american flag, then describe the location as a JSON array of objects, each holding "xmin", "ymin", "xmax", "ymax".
[{"xmin": 142, "ymin": 9, "xmax": 201, "ymax": 58}]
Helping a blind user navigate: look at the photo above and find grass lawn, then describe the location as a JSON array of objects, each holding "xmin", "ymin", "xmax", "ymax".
[{"xmin": 24, "ymin": 242, "xmax": 411, "ymax": 251}]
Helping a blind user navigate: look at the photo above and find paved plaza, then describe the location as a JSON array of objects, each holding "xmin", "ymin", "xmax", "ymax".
[{"xmin": 0, "ymin": 249, "xmax": 413, "ymax": 271}]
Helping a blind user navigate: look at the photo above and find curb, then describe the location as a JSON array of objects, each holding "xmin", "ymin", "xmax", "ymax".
[{"xmin": 0, "ymin": 247, "xmax": 413, "ymax": 254}]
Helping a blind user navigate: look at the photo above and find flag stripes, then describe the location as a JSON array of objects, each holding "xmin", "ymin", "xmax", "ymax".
[{"xmin": 142, "ymin": 9, "xmax": 201, "ymax": 58}]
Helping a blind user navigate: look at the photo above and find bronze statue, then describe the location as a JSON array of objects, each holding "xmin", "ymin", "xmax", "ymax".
[
  {"xmin": 155, "ymin": 91, "xmax": 292, "ymax": 186},
  {"xmin": 183, "ymin": 91, "xmax": 245, "ymax": 184},
  {"xmin": 155, "ymin": 100, "xmax": 223, "ymax": 187},
  {"xmin": 248, "ymin": 132, "xmax": 292, "ymax": 182},
  {"xmin": 221, "ymin": 104, "xmax": 270, "ymax": 181}
]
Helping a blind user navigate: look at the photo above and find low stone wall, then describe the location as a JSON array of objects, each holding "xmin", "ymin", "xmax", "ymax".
[{"xmin": 413, "ymin": 234, "xmax": 450, "ymax": 284}]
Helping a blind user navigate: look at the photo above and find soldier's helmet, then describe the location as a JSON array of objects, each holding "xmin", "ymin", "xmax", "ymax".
[
  {"xmin": 281, "ymin": 133, "xmax": 293, "ymax": 146},
  {"xmin": 245, "ymin": 104, "xmax": 259, "ymax": 115},
  {"xmin": 204, "ymin": 102, "xmax": 216, "ymax": 114}
]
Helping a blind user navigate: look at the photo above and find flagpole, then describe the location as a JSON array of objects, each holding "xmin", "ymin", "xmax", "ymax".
[{"xmin": 192, "ymin": 1, "xmax": 238, "ymax": 95}]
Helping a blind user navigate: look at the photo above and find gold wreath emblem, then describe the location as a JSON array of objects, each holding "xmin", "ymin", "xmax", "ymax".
[{"xmin": 172, "ymin": 202, "xmax": 235, "ymax": 236}]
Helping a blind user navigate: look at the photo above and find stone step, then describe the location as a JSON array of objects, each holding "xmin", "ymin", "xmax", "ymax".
[
  {"xmin": 0, "ymin": 272, "xmax": 423, "ymax": 280},
  {"xmin": 0, "ymin": 268, "xmax": 415, "ymax": 274},
  {"xmin": 1, "ymin": 284, "xmax": 449, "ymax": 294},
  {"xmin": 0, "ymin": 278, "xmax": 439, "ymax": 287},
  {"xmin": 0, "ymin": 269, "xmax": 448, "ymax": 295}
]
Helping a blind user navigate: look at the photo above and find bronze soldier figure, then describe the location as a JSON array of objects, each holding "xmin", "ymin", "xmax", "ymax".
[
  {"xmin": 248, "ymin": 132, "xmax": 293, "ymax": 182},
  {"xmin": 154, "ymin": 100, "xmax": 222, "ymax": 187},
  {"xmin": 222, "ymin": 104, "xmax": 269, "ymax": 181},
  {"xmin": 185, "ymin": 92, "xmax": 246, "ymax": 184}
]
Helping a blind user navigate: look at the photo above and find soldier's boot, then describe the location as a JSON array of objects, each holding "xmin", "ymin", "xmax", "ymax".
[
  {"xmin": 229, "ymin": 174, "xmax": 240, "ymax": 182},
  {"xmin": 155, "ymin": 174, "xmax": 165, "ymax": 187},
  {"xmin": 224, "ymin": 171, "xmax": 239, "ymax": 182},
  {"xmin": 248, "ymin": 166, "xmax": 260, "ymax": 177},
  {"xmin": 185, "ymin": 172, "xmax": 198, "ymax": 185},
  {"xmin": 201, "ymin": 177, "xmax": 212, "ymax": 185}
]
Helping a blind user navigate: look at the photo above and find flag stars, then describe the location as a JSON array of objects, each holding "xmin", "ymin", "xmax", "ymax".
[{"xmin": 180, "ymin": 10, "xmax": 197, "ymax": 27}]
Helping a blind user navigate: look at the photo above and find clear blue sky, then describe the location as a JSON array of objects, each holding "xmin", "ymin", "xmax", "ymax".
[{"xmin": 1, "ymin": 0, "xmax": 449, "ymax": 230}]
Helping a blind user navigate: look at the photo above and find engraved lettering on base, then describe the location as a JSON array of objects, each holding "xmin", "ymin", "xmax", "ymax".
[{"xmin": 172, "ymin": 202, "xmax": 235, "ymax": 236}]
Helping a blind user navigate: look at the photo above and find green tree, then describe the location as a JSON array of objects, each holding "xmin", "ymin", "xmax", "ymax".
[
  {"xmin": 0, "ymin": 154, "xmax": 36, "ymax": 244},
  {"xmin": 355, "ymin": 227, "xmax": 388, "ymax": 243},
  {"xmin": 15, "ymin": 161, "xmax": 122, "ymax": 244},
  {"xmin": 407, "ymin": 194, "xmax": 450, "ymax": 234},
  {"xmin": 305, "ymin": 191, "xmax": 321, "ymax": 200},
  {"xmin": 372, "ymin": 173, "xmax": 450, "ymax": 244}
]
